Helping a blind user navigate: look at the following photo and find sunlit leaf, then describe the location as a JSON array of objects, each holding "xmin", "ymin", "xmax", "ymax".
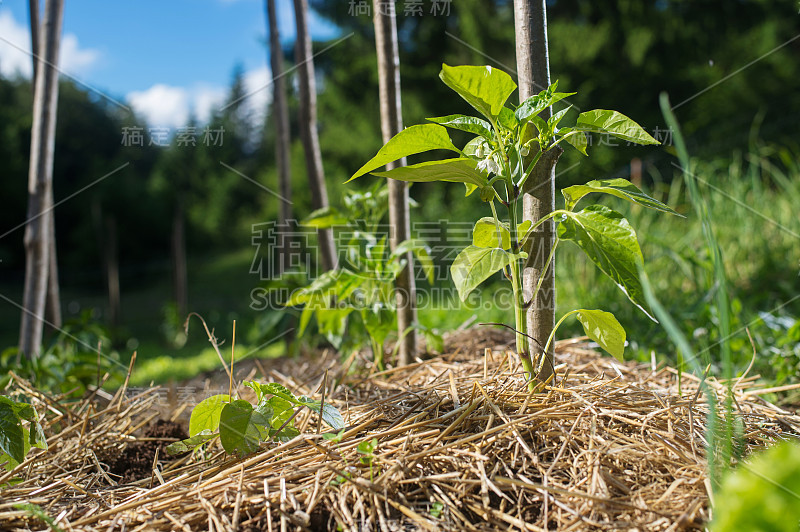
[
  {"xmin": 165, "ymin": 430, "xmax": 218, "ymax": 455},
  {"xmin": 575, "ymin": 109, "xmax": 659, "ymax": 145},
  {"xmin": 371, "ymin": 158, "xmax": 488, "ymax": 188},
  {"xmin": 574, "ymin": 309, "xmax": 626, "ymax": 361},
  {"xmin": 427, "ymin": 114, "xmax": 493, "ymax": 139},
  {"xmin": 450, "ymin": 246, "xmax": 526, "ymax": 301},
  {"xmin": 349, "ymin": 124, "xmax": 460, "ymax": 181},
  {"xmin": 301, "ymin": 206, "xmax": 348, "ymax": 228},
  {"xmin": 439, "ymin": 64, "xmax": 517, "ymax": 120},
  {"xmin": 561, "ymin": 178, "xmax": 682, "ymax": 215},
  {"xmin": 189, "ymin": 394, "xmax": 230, "ymax": 436},
  {"xmin": 558, "ymin": 206, "xmax": 653, "ymax": 319}
]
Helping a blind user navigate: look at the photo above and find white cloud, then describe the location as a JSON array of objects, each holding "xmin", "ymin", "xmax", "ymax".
[
  {"xmin": 0, "ymin": 10, "xmax": 34, "ymax": 78},
  {"xmin": 0, "ymin": 10, "xmax": 101, "ymax": 79},
  {"xmin": 193, "ymin": 85, "xmax": 227, "ymax": 123},
  {"xmin": 127, "ymin": 84, "xmax": 191, "ymax": 129},
  {"xmin": 127, "ymin": 66, "xmax": 272, "ymax": 130},
  {"xmin": 242, "ymin": 65, "xmax": 271, "ymax": 127},
  {"xmin": 59, "ymin": 33, "xmax": 101, "ymax": 76}
]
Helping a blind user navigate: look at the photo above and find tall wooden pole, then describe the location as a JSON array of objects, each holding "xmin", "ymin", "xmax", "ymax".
[
  {"xmin": 293, "ymin": 0, "xmax": 336, "ymax": 272},
  {"xmin": 28, "ymin": 0, "xmax": 62, "ymax": 331},
  {"xmin": 515, "ymin": 0, "xmax": 562, "ymax": 382},
  {"xmin": 266, "ymin": 0, "xmax": 293, "ymax": 272},
  {"xmin": 19, "ymin": 0, "xmax": 64, "ymax": 358},
  {"xmin": 373, "ymin": 0, "xmax": 417, "ymax": 365}
]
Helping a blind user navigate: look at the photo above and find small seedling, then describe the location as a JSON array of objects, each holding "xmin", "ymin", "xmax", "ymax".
[
  {"xmin": 0, "ymin": 396, "xmax": 47, "ymax": 472},
  {"xmin": 322, "ymin": 428, "xmax": 346, "ymax": 443},
  {"xmin": 357, "ymin": 437, "xmax": 379, "ymax": 480},
  {"xmin": 166, "ymin": 382, "xmax": 345, "ymax": 457},
  {"xmin": 13, "ymin": 503, "xmax": 64, "ymax": 532},
  {"xmin": 429, "ymin": 501, "xmax": 445, "ymax": 519}
]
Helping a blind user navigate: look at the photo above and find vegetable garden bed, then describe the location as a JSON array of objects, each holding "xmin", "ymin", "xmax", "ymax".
[{"xmin": 2, "ymin": 331, "xmax": 799, "ymax": 531}]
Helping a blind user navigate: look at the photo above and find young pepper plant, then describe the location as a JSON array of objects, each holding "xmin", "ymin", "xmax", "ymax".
[{"xmin": 348, "ymin": 64, "xmax": 681, "ymax": 390}]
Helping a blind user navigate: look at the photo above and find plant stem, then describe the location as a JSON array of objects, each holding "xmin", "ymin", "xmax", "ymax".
[
  {"xmin": 538, "ymin": 309, "xmax": 579, "ymax": 376},
  {"xmin": 372, "ymin": 338, "xmax": 384, "ymax": 371},
  {"xmin": 506, "ymin": 191, "xmax": 534, "ymax": 388}
]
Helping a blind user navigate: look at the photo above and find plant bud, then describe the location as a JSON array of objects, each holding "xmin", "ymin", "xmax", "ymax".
[{"xmin": 480, "ymin": 185, "xmax": 495, "ymax": 202}]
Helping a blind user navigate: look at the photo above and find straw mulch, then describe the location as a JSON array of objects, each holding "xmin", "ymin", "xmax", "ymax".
[{"xmin": 2, "ymin": 332, "xmax": 799, "ymax": 531}]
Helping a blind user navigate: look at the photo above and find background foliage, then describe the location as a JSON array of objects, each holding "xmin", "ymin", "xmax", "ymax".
[{"xmin": 0, "ymin": 0, "xmax": 798, "ymax": 391}]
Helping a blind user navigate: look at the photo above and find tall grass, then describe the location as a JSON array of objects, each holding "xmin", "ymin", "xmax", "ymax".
[{"xmin": 555, "ymin": 140, "xmax": 800, "ymax": 381}]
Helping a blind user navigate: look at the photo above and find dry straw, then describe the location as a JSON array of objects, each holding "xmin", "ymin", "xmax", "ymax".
[{"xmin": 2, "ymin": 330, "xmax": 799, "ymax": 531}]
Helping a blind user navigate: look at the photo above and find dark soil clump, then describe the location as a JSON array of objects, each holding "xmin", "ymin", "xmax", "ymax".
[{"xmin": 107, "ymin": 419, "xmax": 186, "ymax": 484}]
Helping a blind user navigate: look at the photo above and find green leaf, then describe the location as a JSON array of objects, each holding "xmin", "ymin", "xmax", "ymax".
[
  {"xmin": 361, "ymin": 304, "xmax": 395, "ymax": 351},
  {"xmin": 575, "ymin": 109, "xmax": 659, "ymax": 145},
  {"xmin": 259, "ymin": 383, "xmax": 299, "ymax": 404},
  {"xmin": 322, "ymin": 429, "xmax": 345, "ymax": 443},
  {"xmin": 285, "ymin": 270, "xmax": 363, "ymax": 307},
  {"xmin": 371, "ymin": 158, "xmax": 488, "ymax": 188},
  {"xmin": 558, "ymin": 206, "xmax": 653, "ymax": 319},
  {"xmin": 0, "ymin": 451, "xmax": 20, "ymax": 472},
  {"xmin": 189, "ymin": 394, "xmax": 230, "ymax": 436},
  {"xmin": 472, "ymin": 217, "xmax": 510, "ymax": 249},
  {"xmin": 711, "ymin": 441, "xmax": 800, "ymax": 532},
  {"xmin": 165, "ymin": 430, "xmax": 218, "ymax": 455},
  {"xmin": 299, "ymin": 301, "xmax": 317, "ymax": 336},
  {"xmin": 219, "ymin": 399, "xmax": 268, "ymax": 456},
  {"xmin": 0, "ymin": 402, "xmax": 24, "ymax": 464},
  {"xmin": 10, "ymin": 402, "xmax": 35, "ymax": 422},
  {"xmin": 349, "ymin": 124, "xmax": 460, "ymax": 181},
  {"xmin": 464, "ymin": 183, "xmax": 479, "ymax": 197},
  {"xmin": 316, "ymin": 307, "xmax": 352, "ymax": 348},
  {"xmin": 415, "ymin": 323, "xmax": 444, "ymax": 353},
  {"xmin": 243, "ymin": 380, "xmax": 263, "ymax": 401},
  {"xmin": 267, "ymin": 396, "xmax": 299, "ymax": 441},
  {"xmin": 298, "ymin": 397, "xmax": 345, "ymax": 431},
  {"xmin": 301, "ymin": 206, "xmax": 348, "ymax": 228},
  {"xmin": 574, "ymin": 310, "xmax": 626, "ymax": 361},
  {"xmin": 427, "ymin": 114, "xmax": 493, "ymax": 139},
  {"xmin": 548, "ymin": 105, "xmax": 572, "ymax": 130},
  {"xmin": 558, "ymin": 128, "xmax": 588, "ymax": 155},
  {"xmin": 497, "ymin": 107, "xmax": 518, "ymax": 130},
  {"xmin": 450, "ymin": 246, "xmax": 526, "ymax": 301},
  {"xmin": 249, "ymin": 381, "xmax": 343, "ymax": 431},
  {"xmin": 253, "ymin": 396, "xmax": 275, "ymax": 421},
  {"xmin": 391, "ymin": 239, "xmax": 435, "ymax": 284},
  {"xmin": 29, "ymin": 421, "xmax": 46, "ymax": 450},
  {"xmin": 472, "ymin": 218, "xmax": 533, "ymax": 250},
  {"xmin": 527, "ymin": 114, "xmax": 548, "ymax": 137},
  {"xmin": 439, "ymin": 64, "xmax": 517, "ymax": 120},
  {"xmin": 358, "ymin": 437, "xmax": 378, "ymax": 456},
  {"xmin": 357, "ymin": 437, "xmax": 379, "ymax": 467},
  {"xmin": 462, "ymin": 136, "xmax": 488, "ymax": 158},
  {"xmin": 561, "ymin": 178, "xmax": 682, "ymax": 215},
  {"xmin": 13, "ymin": 502, "xmax": 64, "ymax": 532},
  {"xmin": 515, "ymin": 82, "xmax": 576, "ymax": 123}
]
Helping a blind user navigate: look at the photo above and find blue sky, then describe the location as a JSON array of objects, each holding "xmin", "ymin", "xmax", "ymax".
[{"xmin": 0, "ymin": 0, "xmax": 340, "ymax": 126}]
